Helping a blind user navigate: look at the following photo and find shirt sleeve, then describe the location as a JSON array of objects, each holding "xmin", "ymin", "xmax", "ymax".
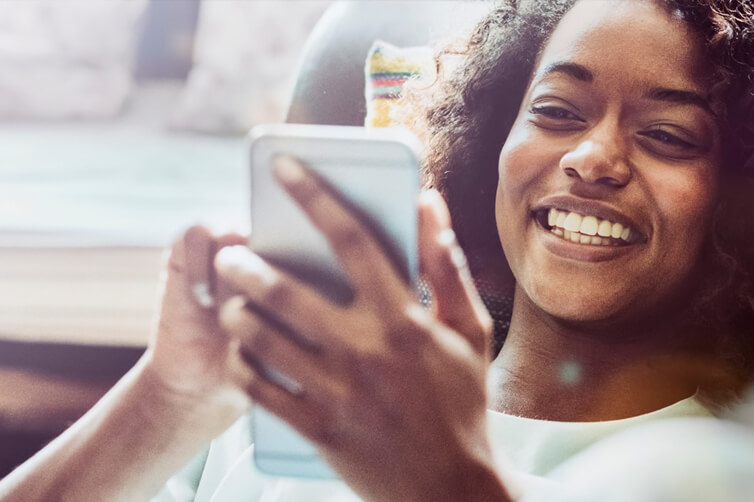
[
  {"xmin": 148, "ymin": 415, "xmax": 253, "ymax": 502},
  {"xmin": 150, "ymin": 449, "xmax": 210, "ymax": 502}
]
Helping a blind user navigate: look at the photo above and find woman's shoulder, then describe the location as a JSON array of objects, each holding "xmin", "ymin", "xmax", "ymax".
[
  {"xmin": 486, "ymin": 393, "xmax": 715, "ymax": 475},
  {"xmin": 543, "ymin": 417, "xmax": 754, "ymax": 502}
]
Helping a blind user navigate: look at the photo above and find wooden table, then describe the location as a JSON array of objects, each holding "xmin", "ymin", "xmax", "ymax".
[{"xmin": 0, "ymin": 244, "xmax": 159, "ymax": 477}]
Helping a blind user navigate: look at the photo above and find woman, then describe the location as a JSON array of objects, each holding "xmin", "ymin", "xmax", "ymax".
[
  {"xmin": 1, "ymin": 0, "xmax": 753, "ymax": 501},
  {"xmin": 420, "ymin": 0, "xmax": 754, "ymax": 418}
]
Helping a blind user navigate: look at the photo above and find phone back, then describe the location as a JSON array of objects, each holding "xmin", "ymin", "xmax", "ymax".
[{"xmin": 248, "ymin": 124, "xmax": 421, "ymax": 478}]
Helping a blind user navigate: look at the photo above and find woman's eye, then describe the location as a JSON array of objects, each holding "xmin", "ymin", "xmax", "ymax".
[
  {"xmin": 529, "ymin": 105, "xmax": 583, "ymax": 122},
  {"xmin": 528, "ymin": 104, "xmax": 586, "ymax": 132},
  {"xmin": 639, "ymin": 129, "xmax": 696, "ymax": 150}
]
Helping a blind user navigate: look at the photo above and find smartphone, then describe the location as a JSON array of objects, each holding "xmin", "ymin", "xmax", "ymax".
[{"xmin": 248, "ymin": 124, "xmax": 421, "ymax": 479}]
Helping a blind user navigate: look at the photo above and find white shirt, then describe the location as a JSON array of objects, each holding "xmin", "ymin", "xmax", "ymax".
[{"xmin": 152, "ymin": 395, "xmax": 719, "ymax": 501}]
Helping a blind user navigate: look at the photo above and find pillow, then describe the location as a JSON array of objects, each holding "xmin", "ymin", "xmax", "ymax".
[
  {"xmin": 0, "ymin": 1, "xmax": 147, "ymax": 120},
  {"xmin": 171, "ymin": 0, "xmax": 331, "ymax": 135},
  {"xmin": 362, "ymin": 0, "xmax": 491, "ymax": 130},
  {"xmin": 363, "ymin": 40, "xmax": 435, "ymax": 129}
]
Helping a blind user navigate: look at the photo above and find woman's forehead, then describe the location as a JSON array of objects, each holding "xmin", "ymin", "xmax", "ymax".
[{"xmin": 535, "ymin": 0, "xmax": 711, "ymax": 94}]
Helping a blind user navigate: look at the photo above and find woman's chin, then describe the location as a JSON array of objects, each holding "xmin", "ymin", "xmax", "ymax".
[
  {"xmin": 516, "ymin": 264, "xmax": 665, "ymax": 329},
  {"xmin": 528, "ymin": 288, "xmax": 641, "ymax": 329}
]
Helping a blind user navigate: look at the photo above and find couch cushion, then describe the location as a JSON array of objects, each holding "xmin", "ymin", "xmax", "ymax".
[{"xmin": 0, "ymin": 1, "xmax": 147, "ymax": 120}]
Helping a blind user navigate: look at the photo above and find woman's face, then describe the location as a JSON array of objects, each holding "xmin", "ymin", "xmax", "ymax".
[{"xmin": 496, "ymin": 0, "xmax": 721, "ymax": 325}]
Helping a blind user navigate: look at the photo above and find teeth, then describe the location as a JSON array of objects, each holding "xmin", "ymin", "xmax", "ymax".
[
  {"xmin": 548, "ymin": 208, "xmax": 558, "ymax": 227},
  {"xmin": 598, "ymin": 219, "xmax": 612, "ymax": 237},
  {"xmin": 580, "ymin": 216, "xmax": 598, "ymax": 236},
  {"xmin": 564, "ymin": 212, "xmax": 582, "ymax": 232},
  {"xmin": 544, "ymin": 208, "xmax": 636, "ymax": 246}
]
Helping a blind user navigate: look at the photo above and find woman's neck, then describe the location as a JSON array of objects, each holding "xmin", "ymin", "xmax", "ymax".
[{"xmin": 487, "ymin": 287, "xmax": 720, "ymax": 421}]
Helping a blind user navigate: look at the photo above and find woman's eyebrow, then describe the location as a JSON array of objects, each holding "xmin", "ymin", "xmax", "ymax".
[
  {"xmin": 538, "ymin": 61, "xmax": 594, "ymax": 82},
  {"xmin": 643, "ymin": 87, "xmax": 716, "ymax": 117}
]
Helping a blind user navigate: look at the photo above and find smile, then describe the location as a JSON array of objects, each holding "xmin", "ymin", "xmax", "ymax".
[{"xmin": 535, "ymin": 208, "xmax": 644, "ymax": 247}]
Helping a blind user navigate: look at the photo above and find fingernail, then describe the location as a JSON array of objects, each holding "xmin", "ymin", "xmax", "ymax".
[
  {"xmin": 216, "ymin": 247, "xmax": 276, "ymax": 285},
  {"xmin": 215, "ymin": 245, "xmax": 249, "ymax": 266},
  {"xmin": 192, "ymin": 282, "xmax": 215, "ymax": 308},
  {"xmin": 419, "ymin": 189, "xmax": 442, "ymax": 206},
  {"xmin": 273, "ymin": 155, "xmax": 305, "ymax": 184},
  {"xmin": 437, "ymin": 228, "xmax": 457, "ymax": 246},
  {"xmin": 437, "ymin": 229, "xmax": 467, "ymax": 268}
]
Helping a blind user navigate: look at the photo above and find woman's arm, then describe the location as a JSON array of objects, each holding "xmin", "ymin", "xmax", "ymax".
[
  {"xmin": 0, "ymin": 228, "xmax": 251, "ymax": 502},
  {"xmin": 0, "ymin": 359, "xmax": 220, "ymax": 501}
]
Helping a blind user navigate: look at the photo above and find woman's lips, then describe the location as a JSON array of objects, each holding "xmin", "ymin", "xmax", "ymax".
[
  {"xmin": 536, "ymin": 207, "xmax": 642, "ymax": 246},
  {"xmin": 532, "ymin": 195, "xmax": 649, "ymax": 244},
  {"xmin": 532, "ymin": 207, "xmax": 647, "ymax": 262}
]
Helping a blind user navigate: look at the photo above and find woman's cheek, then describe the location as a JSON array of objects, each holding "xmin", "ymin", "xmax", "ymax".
[
  {"xmin": 498, "ymin": 122, "xmax": 536, "ymax": 178},
  {"xmin": 496, "ymin": 128, "xmax": 550, "ymax": 277},
  {"xmin": 651, "ymin": 165, "xmax": 718, "ymax": 255}
]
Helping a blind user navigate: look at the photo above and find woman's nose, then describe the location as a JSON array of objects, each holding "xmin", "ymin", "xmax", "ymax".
[{"xmin": 559, "ymin": 128, "xmax": 632, "ymax": 188}]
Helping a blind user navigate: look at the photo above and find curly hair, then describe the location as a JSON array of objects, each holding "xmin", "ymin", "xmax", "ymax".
[{"xmin": 410, "ymin": 0, "xmax": 754, "ymax": 372}]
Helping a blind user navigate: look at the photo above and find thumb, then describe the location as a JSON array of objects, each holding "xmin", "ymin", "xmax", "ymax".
[{"xmin": 418, "ymin": 190, "xmax": 492, "ymax": 355}]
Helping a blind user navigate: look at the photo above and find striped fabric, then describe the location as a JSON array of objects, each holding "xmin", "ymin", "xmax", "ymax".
[
  {"xmin": 369, "ymin": 73, "xmax": 420, "ymax": 99},
  {"xmin": 364, "ymin": 40, "xmax": 434, "ymax": 128}
]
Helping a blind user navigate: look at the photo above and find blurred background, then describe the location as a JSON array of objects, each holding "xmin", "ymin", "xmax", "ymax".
[{"xmin": 0, "ymin": 0, "xmax": 331, "ymax": 477}]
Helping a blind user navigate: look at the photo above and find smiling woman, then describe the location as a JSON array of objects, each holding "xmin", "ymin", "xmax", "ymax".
[
  {"xmin": 493, "ymin": 0, "xmax": 730, "ymax": 417},
  {"xmin": 1, "ymin": 1, "xmax": 753, "ymax": 501},
  {"xmin": 419, "ymin": 0, "xmax": 754, "ymax": 417}
]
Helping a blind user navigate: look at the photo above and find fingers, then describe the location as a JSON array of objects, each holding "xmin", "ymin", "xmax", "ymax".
[
  {"xmin": 219, "ymin": 296, "xmax": 340, "ymax": 392},
  {"xmin": 180, "ymin": 226, "xmax": 247, "ymax": 309},
  {"xmin": 272, "ymin": 155, "xmax": 412, "ymax": 304},
  {"xmin": 215, "ymin": 245, "xmax": 343, "ymax": 350},
  {"xmin": 238, "ymin": 370, "xmax": 334, "ymax": 447},
  {"xmin": 182, "ymin": 226, "xmax": 218, "ymax": 308},
  {"xmin": 154, "ymin": 225, "xmax": 248, "ymax": 348},
  {"xmin": 418, "ymin": 190, "xmax": 492, "ymax": 355},
  {"xmin": 220, "ymin": 295, "xmax": 343, "ymax": 446}
]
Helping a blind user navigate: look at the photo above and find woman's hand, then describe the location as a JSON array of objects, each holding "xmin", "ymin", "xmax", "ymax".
[
  {"xmin": 144, "ymin": 226, "xmax": 252, "ymax": 434},
  {"xmin": 0, "ymin": 227, "xmax": 256, "ymax": 502},
  {"xmin": 215, "ymin": 157, "xmax": 514, "ymax": 502}
]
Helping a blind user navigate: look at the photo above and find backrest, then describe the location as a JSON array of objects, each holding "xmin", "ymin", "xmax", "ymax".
[{"xmin": 285, "ymin": 1, "xmax": 489, "ymax": 125}]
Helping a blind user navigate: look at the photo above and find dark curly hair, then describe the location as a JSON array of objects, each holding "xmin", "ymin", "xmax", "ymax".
[{"xmin": 410, "ymin": 0, "xmax": 754, "ymax": 376}]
